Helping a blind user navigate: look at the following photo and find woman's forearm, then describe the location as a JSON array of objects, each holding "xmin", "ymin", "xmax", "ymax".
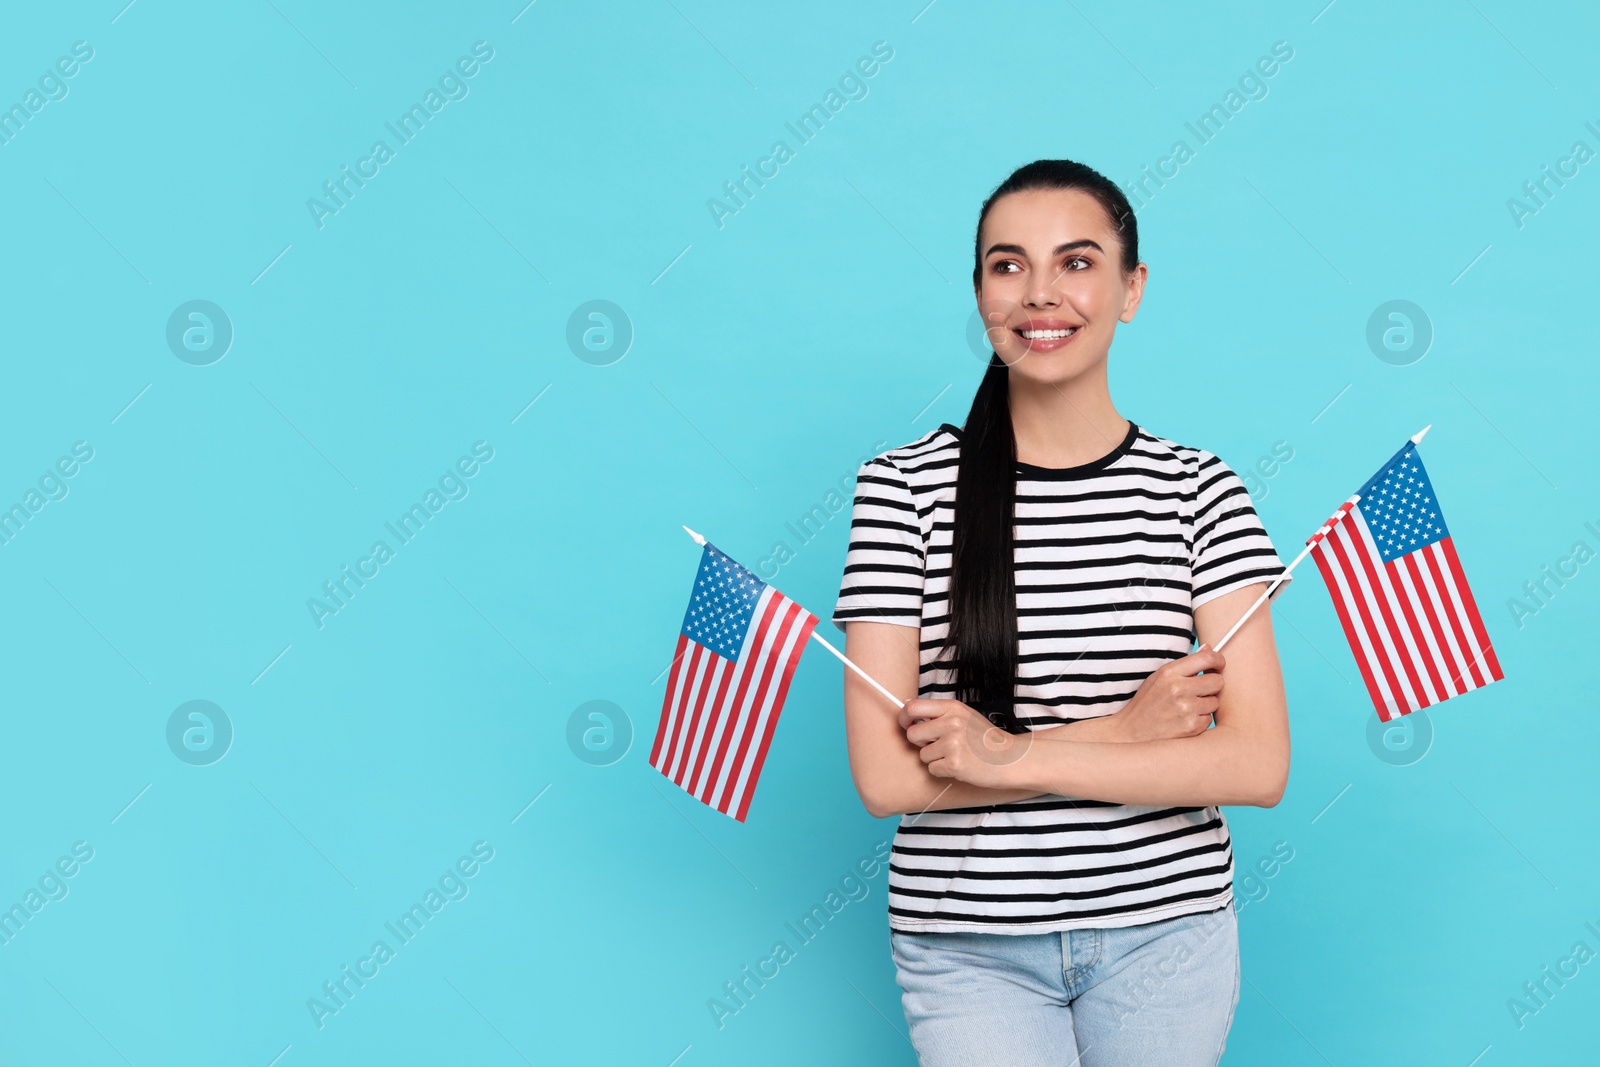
[
  {"xmin": 1033, "ymin": 713, "xmax": 1129, "ymax": 742},
  {"xmin": 877, "ymin": 714, "xmax": 1129, "ymax": 816},
  {"xmin": 878, "ymin": 775, "xmax": 1044, "ymax": 816},
  {"xmin": 1006, "ymin": 724, "xmax": 1285, "ymax": 808}
]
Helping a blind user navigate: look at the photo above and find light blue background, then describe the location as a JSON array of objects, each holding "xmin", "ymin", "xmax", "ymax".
[{"xmin": 0, "ymin": 1, "xmax": 1594, "ymax": 1064}]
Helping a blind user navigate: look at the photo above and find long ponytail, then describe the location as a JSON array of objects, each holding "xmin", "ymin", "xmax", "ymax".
[{"xmin": 939, "ymin": 353, "xmax": 1021, "ymax": 731}]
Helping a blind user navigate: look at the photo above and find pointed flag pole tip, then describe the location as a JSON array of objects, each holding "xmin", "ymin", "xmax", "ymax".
[
  {"xmin": 1410, "ymin": 424, "xmax": 1432, "ymax": 445},
  {"xmin": 682, "ymin": 525, "xmax": 707, "ymax": 545}
]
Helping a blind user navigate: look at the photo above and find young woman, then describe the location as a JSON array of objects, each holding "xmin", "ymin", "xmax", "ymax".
[{"xmin": 832, "ymin": 159, "xmax": 1293, "ymax": 1066}]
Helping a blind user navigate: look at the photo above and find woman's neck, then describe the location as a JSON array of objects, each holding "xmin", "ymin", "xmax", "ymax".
[{"xmin": 1007, "ymin": 366, "xmax": 1128, "ymax": 469}]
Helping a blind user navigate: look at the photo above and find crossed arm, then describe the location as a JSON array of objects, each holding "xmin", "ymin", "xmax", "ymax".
[{"xmin": 840, "ymin": 582, "xmax": 1290, "ymax": 818}]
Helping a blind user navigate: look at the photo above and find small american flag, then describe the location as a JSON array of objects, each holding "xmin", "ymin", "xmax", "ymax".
[
  {"xmin": 1309, "ymin": 437, "xmax": 1503, "ymax": 721},
  {"xmin": 651, "ymin": 542, "xmax": 818, "ymax": 821}
]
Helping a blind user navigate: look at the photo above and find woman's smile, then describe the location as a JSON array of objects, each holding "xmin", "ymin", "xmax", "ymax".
[{"xmin": 1011, "ymin": 317, "xmax": 1083, "ymax": 352}]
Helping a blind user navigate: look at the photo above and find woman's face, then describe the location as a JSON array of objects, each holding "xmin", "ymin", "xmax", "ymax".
[{"xmin": 973, "ymin": 187, "xmax": 1146, "ymax": 385}]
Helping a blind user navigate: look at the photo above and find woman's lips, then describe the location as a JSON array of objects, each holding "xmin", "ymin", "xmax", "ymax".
[{"xmin": 1011, "ymin": 326, "xmax": 1080, "ymax": 352}]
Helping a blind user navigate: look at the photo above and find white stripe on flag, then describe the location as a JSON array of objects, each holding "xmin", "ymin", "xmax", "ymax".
[
  {"xmin": 687, "ymin": 586, "xmax": 782, "ymax": 800},
  {"xmin": 666, "ymin": 643, "xmax": 714, "ymax": 781},
  {"xmin": 1318, "ymin": 511, "xmax": 1408, "ymax": 713},
  {"xmin": 683, "ymin": 651, "xmax": 737, "ymax": 796},
  {"xmin": 721, "ymin": 601, "xmax": 811, "ymax": 816},
  {"xmin": 677, "ymin": 652, "xmax": 733, "ymax": 786},
  {"xmin": 651, "ymin": 639, "xmax": 696, "ymax": 775},
  {"xmin": 1408, "ymin": 547, "xmax": 1472, "ymax": 696},
  {"xmin": 1314, "ymin": 520, "xmax": 1382, "ymax": 704},
  {"xmin": 1359, "ymin": 516, "xmax": 1440, "ymax": 708},
  {"xmin": 1345, "ymin": 511, "xmax": 1427, "ymax": 713},
  {"xmin": 702, "ymin": 591, "xmax": 797, "ymax": 805},
  {"xmin": 1390, "ymin": 552, "xmax": 1450, "ymax": 702},
  {"xmin": 1430, "ymin": 540, "xmax": 1490, "ymax": 692}
]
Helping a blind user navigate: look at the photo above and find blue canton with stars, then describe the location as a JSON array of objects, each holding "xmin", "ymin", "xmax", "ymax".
[
  {"xmin": 680, "ymin": 544, "xmax": 767, "ymax": 660},
  {"xmin": 1356, "ymin": 443, "xmax": 1450, "ymax": 563}
]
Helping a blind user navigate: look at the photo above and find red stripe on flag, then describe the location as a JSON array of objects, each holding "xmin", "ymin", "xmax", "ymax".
[
  {"xmin": 1398, "ymin": 551, "xmax": 1463, "ymax": 699},
  {"xmin": 1413, "ymin": 546, "xmax": 1477, "ymax": 695},
  {"xmin": 1344, "ymin": 519, "xmax": 1428, "ymax": 712},
  {"xmin": 714, "ymin": 599, "xmax": 804, "ymax": 813},
  {"xmin": 677, "ymin": 655, "xmax": 733, "ymax": 788},
  {"xmin": 665, "ymin": 642, "xmax": 713, "ymax": 780},
  {"xmin": 695, "ymin": 592, "xmax": 785, "ymax": 805},
  {"xmin": 1307, "ymin": 497, "xmax": 1359, "ymax": 547},
  {"xmin": 1383, "ymin": 555, "xmax": 1449, "ymax": 705},
  {"xmin": 683, "ymin": 644, "xmax": 742, "ymax": 792},
  {"xmin": 1311, "ymin": 535, "xmax": 1390, "ymax": 718},
  {"xmin": 1439, "ymin": 536, "xmax": 1504, "ymax": 683},
  {"xmin": 651, "ymin": 633, "xmax": 691, "ymax": 767},
  {"xmin": 1421, "ymin": 542, "xmax": 1487, "ymax": 690},
  {"xmin": 720, "ymin": 601, "xmax": 814, "ymax": 818},
  {"xmin": 1324, "ymin": 519, "xmax": 1408, "ymax": 717},
  {"xmin": 658, "ymin": 639, "xmax": 709, "ymax": 776},
  {"xmin": 733, "ymin": 610, "xmax": 819, "ymax": 822}
]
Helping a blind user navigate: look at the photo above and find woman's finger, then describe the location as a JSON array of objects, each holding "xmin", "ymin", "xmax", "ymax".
[
  {"xmin": 905, "ymin": 719, "xmax": 941, "ymax": 747},
  {"xmin": 1177, "ymin": 646, "xmax": 1225, "ymax": 675}
]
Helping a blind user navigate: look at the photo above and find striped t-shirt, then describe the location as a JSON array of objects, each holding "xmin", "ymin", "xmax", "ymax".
[{"xmin": 832, "ymin": 419, "xmax": 1290, "ymax": 935}]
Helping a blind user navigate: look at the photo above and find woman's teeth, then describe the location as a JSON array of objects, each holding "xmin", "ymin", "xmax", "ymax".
[{"xmin": 1020, "ymin": 328, "xmax": 1077, "ymax": 339}]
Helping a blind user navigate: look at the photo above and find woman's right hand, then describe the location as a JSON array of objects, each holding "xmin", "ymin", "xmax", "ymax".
[{"xmin": 1112, "ymin": 646, "xmax": 1226, "ymax": 742}]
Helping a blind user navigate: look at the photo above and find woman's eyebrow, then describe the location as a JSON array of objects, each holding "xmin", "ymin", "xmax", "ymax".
[{"xmin": 984, "ymin": 239, "xmax": 1105, "ymax": 258}]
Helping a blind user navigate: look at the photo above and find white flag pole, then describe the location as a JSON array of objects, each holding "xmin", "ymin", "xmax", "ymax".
[
  {"xmin": 1210, "ymin": 424, "xmax": 1430, "ymax": 652},
  {"xmin": 809, "ymin": 629, "xmax": 907, "ymax": 710},
  {"xmin": 1211, "ymin": 492, "xmax": 1362, "ymax": 652},
  {"xmin": 681, "ymin": 525, "xmax": 907, "ymax": 710}
]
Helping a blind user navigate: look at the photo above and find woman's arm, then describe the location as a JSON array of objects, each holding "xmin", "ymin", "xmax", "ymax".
[
  {"xmin": 843, "ymin": 619, "xmax": 1200, "ymax": 818},
  {"xmin": 904, "ymin": 582, "xmax": 1291, "ymax": 808}
]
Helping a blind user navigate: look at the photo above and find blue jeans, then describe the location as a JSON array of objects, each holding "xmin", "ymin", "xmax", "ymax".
[{"xmin": 889, "ymin": 902, "xmax": 1240, "ymax": 1066}]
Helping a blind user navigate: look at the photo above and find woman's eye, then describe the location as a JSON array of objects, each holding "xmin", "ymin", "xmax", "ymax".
[
  {"xmin": 1064, "ymin": 255, "xmax": 1090, "ymax": 270},
  {"xmin": 992, "ymin": 261, "xmax": 1019, "ymax": 274}
]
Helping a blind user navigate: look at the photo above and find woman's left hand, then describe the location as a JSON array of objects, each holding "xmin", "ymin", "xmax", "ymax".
[{"xmin": 898, "ymin": 698, "xmax": 1029, "ymax": 789}]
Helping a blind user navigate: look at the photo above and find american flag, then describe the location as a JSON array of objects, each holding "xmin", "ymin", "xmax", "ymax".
[
  {"xmin": 1309, "ymin": 436, "xmax": 1503, "ymax": 721},
  {"xmin": 651, "ymin": 542, "xmax": 818, "ymax": 821}
]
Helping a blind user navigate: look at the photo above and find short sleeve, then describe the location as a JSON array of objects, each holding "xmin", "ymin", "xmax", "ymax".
[
  {"xmin": 1191, "ymin": 451, "xmax": 1291, "ymax": 609},
  {"xmin": 831, "ymin": 456, "xmax": 925, "ymax": 632}
]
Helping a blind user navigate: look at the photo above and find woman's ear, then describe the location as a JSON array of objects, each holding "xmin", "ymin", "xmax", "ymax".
[{"xmin": 1119, "ymin": 262, "xmax": 1148, "ymax": 323}]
